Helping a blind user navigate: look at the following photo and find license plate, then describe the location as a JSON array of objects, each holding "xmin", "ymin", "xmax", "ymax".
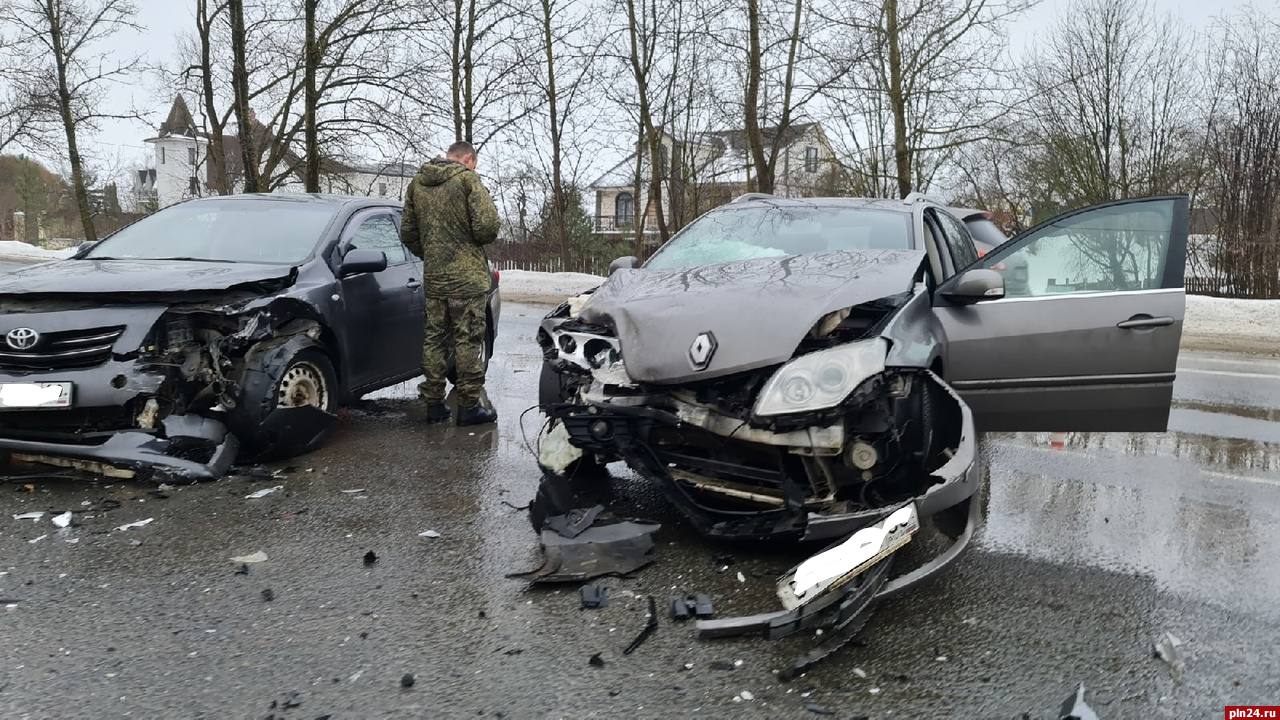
[{"xmin": 0, "ymin": 382, "xmax": 73, "ymax": 409}]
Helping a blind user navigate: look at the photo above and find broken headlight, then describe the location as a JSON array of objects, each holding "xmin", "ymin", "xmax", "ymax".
[{"xmin": 753, "ymin": 337, "xmax": 887, "ymax": 417}]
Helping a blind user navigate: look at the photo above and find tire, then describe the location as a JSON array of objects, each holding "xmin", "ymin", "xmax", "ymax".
[{"xmin": 232, "ymin": 343, "xmax": 339, "ymax": 460}]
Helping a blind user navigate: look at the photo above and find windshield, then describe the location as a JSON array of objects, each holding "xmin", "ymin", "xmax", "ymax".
[
  {"xmin": 85, "ymin": 200, "xmax": 340, "ymax": 264},
  {"xmin": 644, "ymin": 205, "xmax": 913, "ymax": 271}
]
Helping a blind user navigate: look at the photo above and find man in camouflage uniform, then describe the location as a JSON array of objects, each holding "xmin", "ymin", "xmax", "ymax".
[{"xmin": 400, "ymin": 141, "xmax": 500, "ymax": 426}]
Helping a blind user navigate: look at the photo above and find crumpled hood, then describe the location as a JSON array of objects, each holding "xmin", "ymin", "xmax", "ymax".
[
  {"xmin": 579, "ymin": 250, "xmax": 924, "ymax": 384},
  {"xmin": 0, "ymin": 259, "xmax": 296, "ymax": 299},
  {"xmin": 414, "ymin": 158, "xmax": 467, "ymax": 187}
]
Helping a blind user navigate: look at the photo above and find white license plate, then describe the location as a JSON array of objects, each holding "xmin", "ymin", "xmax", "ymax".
[{"xmin": 0, "ymin": 382, "xmax": 73, "ymax": 409}]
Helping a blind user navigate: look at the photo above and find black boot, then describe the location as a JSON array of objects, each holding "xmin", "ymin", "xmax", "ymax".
[
  {"xmin": 456, "ymin": 403, "xmax": 497, "ymax": 426},
  {"xmin": 425, "ymin": 402, "xmax": 451, "ymax": 424}
]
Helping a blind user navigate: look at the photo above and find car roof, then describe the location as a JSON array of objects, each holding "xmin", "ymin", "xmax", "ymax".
[
  {"xmin": 180, "ymin": 193, "xmax": 399, "ymax": 210},
  {"xmin": 716, "ymin": 195, "xmax": 918, "ymax": 215}
]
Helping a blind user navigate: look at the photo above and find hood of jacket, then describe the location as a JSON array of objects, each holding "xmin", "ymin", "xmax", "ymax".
[{"xmin": 415, "ymin": 158, "xmax": 468, "ymax": 187}]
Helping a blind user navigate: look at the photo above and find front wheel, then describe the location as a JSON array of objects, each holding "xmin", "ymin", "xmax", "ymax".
[{"xmin": 231, "ymin": 341, "xmax": 338, "ymax": 461}]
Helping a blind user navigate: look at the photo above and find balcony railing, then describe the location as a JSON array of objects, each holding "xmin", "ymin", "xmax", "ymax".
[{"xmin": 594, "ymin": 215, "xmax": 659, "ymax": 234}]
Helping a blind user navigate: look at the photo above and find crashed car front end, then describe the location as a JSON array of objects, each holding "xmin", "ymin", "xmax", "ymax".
[
  {"xmin": 534, "ymin": 253, "xmax": 981, "ymax": 602},
  {"xmin": 0, "ymin": 285, "xmax": 331, "ymax": 483}
]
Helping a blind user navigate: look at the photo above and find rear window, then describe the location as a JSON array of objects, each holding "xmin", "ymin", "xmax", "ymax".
[
  {"xmin": 645, "ymin": 205, "xmax": 913, "ymax": 271},
  {"xmin": 965, "ymin": 218, "xmax": 1008, "ymax": 250}
]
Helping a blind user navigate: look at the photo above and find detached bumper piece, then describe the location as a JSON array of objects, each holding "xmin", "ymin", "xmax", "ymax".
[{"xmin": 1, "ymin": 414, "xmax": 239, "ymax": 483}]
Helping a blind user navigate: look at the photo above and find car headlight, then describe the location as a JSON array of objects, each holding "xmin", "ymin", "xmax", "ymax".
[{"xmin": 753, "ymin": 338, "xmax": 888, "ymax": 417}]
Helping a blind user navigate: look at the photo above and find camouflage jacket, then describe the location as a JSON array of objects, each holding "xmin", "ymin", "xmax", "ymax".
[{"xmin": 400, "ymin": 158, "xmax": 500, "ymax": 298}]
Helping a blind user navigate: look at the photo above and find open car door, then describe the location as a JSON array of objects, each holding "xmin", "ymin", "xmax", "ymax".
[{"xmin": 933, "ymin": 195, "xmax": 1189, "ymax": 432}]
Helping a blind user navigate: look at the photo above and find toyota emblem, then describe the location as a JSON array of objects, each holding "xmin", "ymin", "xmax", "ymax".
[{"xmin": 5, "ymin": 327, "xmax": 40, "ymax": 351}]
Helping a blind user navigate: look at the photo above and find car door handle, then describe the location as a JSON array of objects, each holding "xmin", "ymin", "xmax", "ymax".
[
  {"xmin": 406, "ymin": 279, "xmax": 422, "ymax": 290},
  {"xmin": 1117, "ymin": 315, "xmax": 1174, "ymax": 329}
]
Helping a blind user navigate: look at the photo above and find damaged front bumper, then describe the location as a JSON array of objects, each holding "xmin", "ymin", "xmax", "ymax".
[{"xmin": 0, "ymin": 413, "xmax": 240, "ymax": 482}]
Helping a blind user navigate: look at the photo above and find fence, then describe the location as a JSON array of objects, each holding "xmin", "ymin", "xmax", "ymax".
[{"xmin": 1186, "ymin": 235, "xmax": 1280, "ymax": 299}]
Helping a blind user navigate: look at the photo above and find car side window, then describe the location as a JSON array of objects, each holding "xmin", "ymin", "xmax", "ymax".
[
  {"xmin": 932, "ymin": 209, "xmax": 981, "ymax": 272},
  {"xmin": 346, "ymin": 214, "xmax": 407, "ymax": 264},
  {"xmin": 981, "ymin": 199, "xmax": 1176, "ymax": 297}
]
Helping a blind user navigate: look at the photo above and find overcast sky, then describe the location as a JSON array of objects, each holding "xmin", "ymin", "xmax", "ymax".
[{"xmin": 31, "ymin": 0, "xmax": 1266, "ymax": 181}]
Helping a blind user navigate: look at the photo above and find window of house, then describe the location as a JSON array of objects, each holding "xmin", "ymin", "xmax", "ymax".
[
  {"xmin": 805, "ymin": 147, "xmax": 819, "ymax": 173},
  {"xmin": 615, "ymin": 193, "xmax": 634, "ymax": 227},
  {"xmin": 188, "ymin": 147, "xmax": 196, "ymax": 165},
  {"xmin": 160, "ymin": 147, "xmax": 166, "ymax": 164},
  {"xmin": 379, "ymin": 182, "xmax": 387, "ymax": 197},
  {"xmin": 188, "ymin": 177, "xmax": 199, "ymax": 196}
]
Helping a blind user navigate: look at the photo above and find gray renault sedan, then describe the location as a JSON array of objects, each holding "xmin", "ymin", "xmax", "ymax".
[{"xmin": 0, "ymin": 194, "xmax": 500, "ymax": 482}]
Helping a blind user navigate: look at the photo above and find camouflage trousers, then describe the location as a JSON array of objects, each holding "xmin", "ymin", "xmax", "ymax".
[{"xmin": 419, "ymin": 294, "xmax": 488, "ymax": 406}]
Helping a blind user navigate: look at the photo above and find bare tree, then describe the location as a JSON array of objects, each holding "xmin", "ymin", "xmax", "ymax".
[
  {"xmin": 1017, "ymin": 0, "xmax": 1201, "ymax": 208},
  {"xmin": 0, "ymin": 0, "xmax": 143, "ymax": 240},
  {"xmin": 822, "ymin": 0, "xmax": 1027, "ymax": 198}
]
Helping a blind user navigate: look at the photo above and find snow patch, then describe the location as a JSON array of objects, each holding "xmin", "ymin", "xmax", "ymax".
[
  {"xmin": 0, "ymin": 241, "xmax": 75, "ymax": 262},
  {"xmin": 497, "ymin": 269, "xmax": 604, "ymax": 304}
]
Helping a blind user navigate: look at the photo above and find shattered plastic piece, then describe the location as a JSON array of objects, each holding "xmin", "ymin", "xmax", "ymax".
[
  {"xmin": 853, "ymin": 668, "xmax": 868, "ymax": 679},
  {"xmin": 509, "ymin": 520, "xmax": 661, "ymax": 583},
  {"xmin": 114, "ymin": 518, "xmax": 154, "ymax": 531},
  {"xmin": 670, "ymin": 597, "xmax": 691, "ymax": 621},
  {"xmin": 245, "ymin": 485, "xmax": 283, "ymax": 499},
  {"xmin": 418, "ymin": 530, "xmax": 441, "ymax": 538},
  {"xmin": 804, "ymin": 701, "xmax": 837, "ymax": 715},
  {"xmin": 400, "ymin": 673, "xmax": 415, "ymax": 688},
  {"xmin": 52, "ymin": 511, "xmax": 72, "ymax": 528},
  {"xmin": 1059, "ymin": 683, "xmax": 1099, "ymax": 720},
  {"xmin": 622, "ymin": 597, "xmax": 659, "ymax": 655},
  {"xmin": 13, "ymin": 511, "xmax": 45, "ymax": 521},
  {"xmin": 231, "ymin": 551, "xmax": 268, "ymax": 564},
  {"xmin": 28, "ymin": 534, "xmax": 47, "ymax": 544},
  {"xmin": 545, "ymin": 504, "xmax": 605, "ymax": 539},
  {"xmin": 589, "ymin": 653, "xmax": 605, "ymax": 667},
  {"xmin": 340, "ymin": 489, "xmax": 366, "ymax": 494},
  {"xmin": 234, "ymin": 564, "xmax": 250, "ymax": 575},
  {"xmin": 779, "ymin": 504, "xmax": 918, "ymax": 610},
  {"xmin": 741, "ymin": 691, "xmax": 755, "ymax": 701},
  {"xmin": 363, "ymin": 550, "xmax": 378, "ymax": 566},
  {"xmin": 737, "ymin": 571, "xmax": 746, "ymax": 583},
  {"xmin": 580, "ymin": 585, "xmax": 608, "ymax": 609},
  {"xmin": 1152, "ymin": 632, "xmax": 1186, "ymax": 680},
  {"xmin": 537, "ymin": 420, "xmax": 584, "ymax": 473}
]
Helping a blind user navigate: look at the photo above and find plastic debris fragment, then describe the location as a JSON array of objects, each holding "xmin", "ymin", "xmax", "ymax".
[
  {"xmin": 52, "ymin": 511, "xmax": 72, "ymax": 528},
  {"xmin": 622, "ymin": 596, "xmax": 659, "ymax": 655},
  {"xmin": 230, "ymin": 551, "xmax": 268, "ymax": 564},
  {"xmin": 114, "ymin": 518, "xmax": 153, "ymax": 531},
  {"xmin": 581, "ymin": 585, "xmax": 608, "ymax": 609},
  {"xmin": 13, "ymin": 512, "xmax": 44, "ymax": 521},
  {"xmin": 245, "ymin": 485, "xmax": 283, "ymax": 499},
  {"xmin": 741, "ymin": 691, "xmax": 755, "ymax": 701},
  {"xmin": 1152, "ymin": 632, "xmax": 1186, "ymax": 680},
  {"xmin": 589, "ymin": 653, "xmax": 605, "ymax": 667},
  {"xmin": 418, "ymin": 530, "xmax": 441, "ymax": 538},
  {"xmin": 400, "ymin": 673, "xmax": 415, "ymax": 688},
  {"xmin": 340, "ymin": 489, "xmax": 366, "ymax": 494},
  {"xmin": 804, "ymin": 701, "xmax": 837, "ymax": 715},
  {"xmin": 363, "ymin": 550, "xmax": 378, "ymax": 566},
  {"xmin": 1059, "ymin": 683, "xmax": 1099, "ymax": 720},
  {"xmin": 28, "ymin": 534, "xmax": 47, "ymax": 544}
]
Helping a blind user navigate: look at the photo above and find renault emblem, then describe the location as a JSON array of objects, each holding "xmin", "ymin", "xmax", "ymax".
[
  {"xmin": 688, "ymin": 331, "xmax": 717, "ymax": 370},
  {"xmin": 5, "ymin": 327, "xmax": 39, "ymax": 351}
]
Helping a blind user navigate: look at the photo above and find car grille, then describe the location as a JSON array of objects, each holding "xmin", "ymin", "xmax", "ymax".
[{"xmin": 0, "ymin": 326, "xmax": 126, "ymax": 371}]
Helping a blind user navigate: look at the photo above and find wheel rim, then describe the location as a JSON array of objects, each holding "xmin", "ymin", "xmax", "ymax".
[{"xmin": 278, "ymin": 360, "xmax": 330, "ymax": 409}]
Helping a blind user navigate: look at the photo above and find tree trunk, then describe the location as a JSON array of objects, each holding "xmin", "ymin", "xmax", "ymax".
[
  {"xmin": 743, "ymin": 0, "xmax": 770, "ymax": 194},
  {"xmin": 229, "ymin": 0, "xmax": 261, "ymax": 192},
  {"xmin": 886, "ymin": 0, "xmax": 910, "ymax": 198},
  {"xmin": 624, "ymin": 0, "xmax": 669, "ymax": 243},
  {"xmin": 45, "ymin": 0, "xmax": 96, "ymax": 241},
  {"xmin": 198, "ymin": 0, "xmax": 230, "ymax": 194},
  {"xmin": 450, "ymin": 0, "xmax": 464, "ymax": 142},
  {"xmin": 539, "ymin": 0, "xmax": 568, "ymax": 266},
  {"xmin": 304, "ymin": 0, "xmax": 320, "ymax": 192}
]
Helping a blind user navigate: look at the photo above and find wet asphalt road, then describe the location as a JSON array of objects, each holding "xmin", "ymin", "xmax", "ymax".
[{"xmin": 2, "ymin": 301, "xmax": 1279, "ymax": 719}]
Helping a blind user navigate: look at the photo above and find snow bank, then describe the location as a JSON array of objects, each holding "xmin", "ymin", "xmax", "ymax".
[
  {"xmin": 0, "ymin": 241, "xmax": 75, "ymax": 262},
  {"xmin": 1184, "ymin": 295, "xmax": 1279, "ymax": 355},
  {"xmin": 498, "ymin": 269, "xmax": 604, "ymax": 304}
]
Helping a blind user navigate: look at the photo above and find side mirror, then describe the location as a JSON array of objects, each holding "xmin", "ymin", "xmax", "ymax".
[
  {"xmin": 943, "ymin": 268, "xmax": 1005, "ymax": 305},
  {"xmin": 339, "ymin": 248, "xmax": 388, "ymax": 277},
  {"xmin": 72, "ymin": 240, "xmax": 98, "ymax": 259},
  {"xmin": 609, "ymin": 256, "xmax": 639, "ymax": 274}
]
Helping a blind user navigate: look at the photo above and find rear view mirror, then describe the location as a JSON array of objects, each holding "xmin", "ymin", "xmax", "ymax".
[
  {"xmin": 339, "ymin": 248, "xmax": 388, "ymax": 277},
  {"xmin": 943, "ymin": 268, "xmax": 1005, "ymax": 305},
  {"xmin": 609, "ymin": 256, "xmax": 639, "ymax": 274}
]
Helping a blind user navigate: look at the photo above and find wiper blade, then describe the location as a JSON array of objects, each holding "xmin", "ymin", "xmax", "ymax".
[{"xmin": 149, "ymin": 256, "xmax": 224, "ymax": 263}]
